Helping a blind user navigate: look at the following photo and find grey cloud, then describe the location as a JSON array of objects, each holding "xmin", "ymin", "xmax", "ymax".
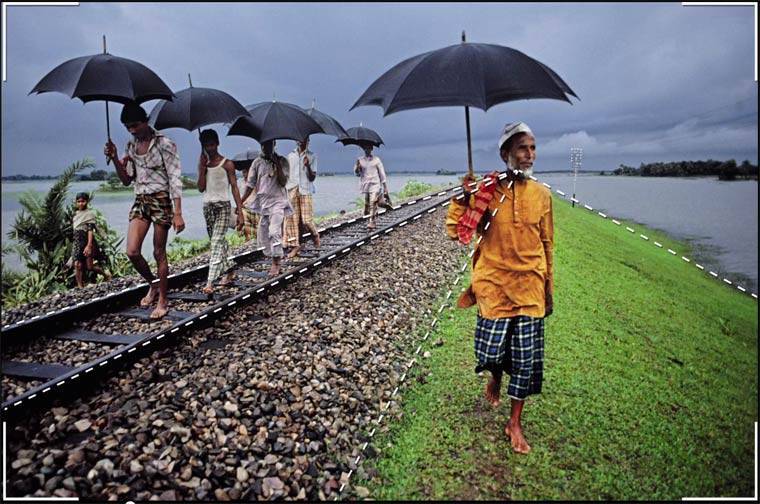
[{"xmin": 1, "ymin": 2, "xmax": 756, "ymax": 177}]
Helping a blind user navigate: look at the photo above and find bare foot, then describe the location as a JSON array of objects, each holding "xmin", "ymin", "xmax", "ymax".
[
  {"xmin": 202, "ymin": 285, "xmax": 214, "ymax": 295},
  {"xmin": 268, "ymin": 264, "xmax": 281, "ymax": 278},
  {"xmin": 219, "ymin": 271, "xmax": 235, "ymax": 286},
  {"xmin": 287, "ymin": 245, "xmax": 301, "ymax": 259},
  {"xmin": 140, "ymin": 286, "xmax": 158, "ymax": 307},
  {"xmin": 313, "ymin": 234, "xmax": 321, "ymax": 248},
  {"xmin": 367, "ymin": 223, "xmax": 376, "ymax": 230},
  {"xmin": 150, "ymin": 303, "xmax": 169, "ymax": 320},
  {"xmin": 504, "ymin": 422, "xmax": 531, "ymax": 454},
  {"xmin": 485, "ymin": 375, "xmax": 502, "ymax": 407}
]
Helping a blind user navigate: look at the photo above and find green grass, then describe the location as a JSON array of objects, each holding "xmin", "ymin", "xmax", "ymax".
[{"xmin": 360, "ymin": 196, "xmax": 758, "ymax": 500}]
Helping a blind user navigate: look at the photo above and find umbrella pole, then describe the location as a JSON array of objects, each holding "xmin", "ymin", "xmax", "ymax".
[
  {"xmin": 103, "ymin": 34, "xmax": 112, "ymax": 166},
  {"xmin": 465, "ymin": 105, "xmax": 474, "ymax": 177},
  {"xmin": 105, "ymin": 100, "xmax": 112, "ymax": 166},
  {"xmin": 188, "ymin": 74, "xmax": 208, "ymax": 161}
]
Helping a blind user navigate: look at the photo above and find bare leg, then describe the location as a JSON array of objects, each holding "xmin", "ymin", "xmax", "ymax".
[
  {"xmin": 126, "ymin": 218, "xmax": 158, "ymax": 306},
  {"xmin": 287, "ymin": 244, "xmax": 301, "ymax": 258},
  {"xmin": 150, "ymin": 223, "xmax": 170, "ymax": 319},
  {"xmin": 220, "ymin": 269, "xmax": 235, "ymax": 285},
  {"xmin": 86, "ymin": 257, "xmax": 109, "ymax": 281},
  {"xmin": 485, "ymin": 370, "xmax": 502, "ymax": 407},
  {"xmin": 304, "ymin": 221, "xmax": 320, "ymax": 248},
  {"xmin": 74, "ymin": 261, "xmax": 84, "ymax": 288},
  {"xmin": 268, "ymin": 256, "xmax": 281, "ymax": 277},
  {"xmin": 504, "ymin": 399, "xmax": 531, "ymax": 454}
]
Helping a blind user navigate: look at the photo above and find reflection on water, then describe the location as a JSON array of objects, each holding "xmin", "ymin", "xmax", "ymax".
[{"xmin": 2, "ymin": 173, "xmax": 757, "ymax": 292}]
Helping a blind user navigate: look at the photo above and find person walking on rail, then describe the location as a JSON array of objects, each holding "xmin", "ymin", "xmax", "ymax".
[
  {"xmin": 240, "ymin": 140, "xmax": 292, "ymax": 277},
  {"xmin": 71, "ymin": 192, "xmax": 112, "ymax": 287},
  {"xmin": 197, "ymin": 129, "xmax": 245, "ymax": 294},
  {"xmin": 354, "ymin": 141, "xmax": 390, "ymax": 230},
  {"xmin": 445, "ymin": 121, "xmax": 554, "ymax": 454},
  {"xmin": 104, "ymin": 101, "xmax": 185, "ymax": 320},
  {"xmin": 284, "ymin": 136, "xmax": 321, "ymax": 258}
]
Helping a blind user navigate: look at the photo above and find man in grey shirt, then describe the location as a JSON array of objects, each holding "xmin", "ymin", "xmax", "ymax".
[{"xmin": 240, "ymin": 140, "xmax": 292, "ymax": 277}]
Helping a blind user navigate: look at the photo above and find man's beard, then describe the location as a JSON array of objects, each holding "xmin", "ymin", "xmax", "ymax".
[
  {"xmin": 515, "ymin": 166, "xmax": 533, "ymax": 179},
  {"xmin": 507, "ymin": 163, "xmax": 533, "ymax": 180}
]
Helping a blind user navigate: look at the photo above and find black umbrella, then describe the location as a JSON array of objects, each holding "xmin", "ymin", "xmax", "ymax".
[
  {"xmin": 148, "ymin": 74, "xmax": 249, "ymax": 132},
  {"xmin": 302, "ymin": 100, "xmax": 349, "ymax": 138},
  {"xmin": 29, "ymin": 47, "xmax": 174, "ymax": 106},
  {"xmin": 227, "ymin": 101, "xmax": 324, "ymax": 144},
  {"xmin": 337, "ymin": 125, "xmax": 384, "ymax": 147},
  {"xmin": 29, "ymin": 36, "xmax": 174, "ymax": 164},
  {"xmin": 351, "ymin": 31, "xmax": 577, "ymax": 175},
  {"xmin": 231, "ymin": 147, "xmax": 260, "ymax": 171}
]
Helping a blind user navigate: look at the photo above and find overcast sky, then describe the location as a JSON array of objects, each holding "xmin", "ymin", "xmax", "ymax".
[{"xmin": 1, "ymin": 2, "xmax": 757, "ymax": 176}]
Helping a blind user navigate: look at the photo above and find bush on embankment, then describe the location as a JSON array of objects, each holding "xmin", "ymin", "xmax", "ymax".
[
  {"xmin": 2, "ymin": 158, "xmax": 130, "ymax": 308},
  {"xmin": 360, "ymin": 196, "xmax": 758, "ymax": 500}
]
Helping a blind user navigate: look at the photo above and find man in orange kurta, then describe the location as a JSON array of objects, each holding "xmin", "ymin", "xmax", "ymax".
[{"xmin": 445, "ymin": 122, "xmax": 553, "ymax": 454}]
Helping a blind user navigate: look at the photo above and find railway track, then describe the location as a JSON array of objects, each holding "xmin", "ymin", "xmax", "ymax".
[{"xmin": 1, "ymin": 187, "xmax": 460, "ymax": 420}]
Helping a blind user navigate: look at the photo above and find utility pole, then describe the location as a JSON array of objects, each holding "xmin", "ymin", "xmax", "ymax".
[{"xmin": 570, "ymin": 147, "xmax": 583, "ymax": 208}]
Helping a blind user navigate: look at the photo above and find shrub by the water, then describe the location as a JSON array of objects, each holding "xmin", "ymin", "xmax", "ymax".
[{"xmin": 2, "ymin": 158, "xmax": 131, "ymax": 308}]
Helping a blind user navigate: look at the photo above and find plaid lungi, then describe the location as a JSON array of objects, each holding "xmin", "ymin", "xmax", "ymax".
[
  {"xmin": 203, "ymin": 201, "xmax": 234, "ymax": 284},
  {"xmin": 474, "ymin": 315, "xmax": 544, "ymax": 400},
  {"xmin": 129, "ymin": 191, "xmax": 173, "ymax": 227},
  {"xmin": 283, "ymin": 187, "xmax": 315, "ymax": 247},
  {"xmin": 242, "ymin": 207, "xmax": 259, "ymax": 240}
]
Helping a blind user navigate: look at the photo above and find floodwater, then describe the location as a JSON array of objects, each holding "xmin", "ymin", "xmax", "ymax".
[{"xmin": 2, "ymin": 173, "xmax": 757, "ymax": 292}]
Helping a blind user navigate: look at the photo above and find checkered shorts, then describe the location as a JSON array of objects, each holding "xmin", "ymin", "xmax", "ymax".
[
  {"xmin": 129, "ymin": 191, "xmax": 173, "ymax": 227},
  {"xmin": 474, "ymin": 315, "xmax": 544, "ymax": 400}
]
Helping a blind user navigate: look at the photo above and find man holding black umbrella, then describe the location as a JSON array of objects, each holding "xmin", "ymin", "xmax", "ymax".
[
  {"xmin": 284, "ymin": 136, "xmax": 320, "ymax": 258},
  {"xmin": 240, "ymin": 140, "xmax": 292, "ymax": 277},
  {"xmin": 446, "ymin": 122, "xmax": 553, "ymax": 455},
  {"xmin": 104, "ymin": 102, "xmax": 185, "ymax": 320},
  {"xmin": 354, "ymin": 142, "xmax": 390, "ymax": 230}
]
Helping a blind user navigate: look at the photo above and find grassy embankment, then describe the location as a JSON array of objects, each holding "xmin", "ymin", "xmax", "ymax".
[{"xmin": 359, "ymin": 195, "xmax": 758, "ymax": 500}]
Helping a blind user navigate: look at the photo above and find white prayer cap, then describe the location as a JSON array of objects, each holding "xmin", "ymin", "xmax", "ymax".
[{"xmin": 498, "ymin": 122, "xmax": 534, "ymax": 150}]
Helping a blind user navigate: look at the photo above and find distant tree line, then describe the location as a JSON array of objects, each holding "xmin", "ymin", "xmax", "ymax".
[
  {"xmin": 75, "ymin": 169, "xmax": 111, "ymax": 181},
  {"xmin": 2, "ymin": 174, "xmax": 58, "ymax": 181},
  {"xmin": 612, "ymin": 159, "xmax": 758, "ymax": 180},
  {"xmin": 2, "ymin": 170, "xmax": 112, "ymax": 181}
]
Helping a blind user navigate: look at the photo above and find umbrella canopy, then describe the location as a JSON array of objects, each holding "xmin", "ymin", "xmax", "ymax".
[
  {"xmin": 30, "ymin": 52, "xmax": 174, "ymax": 105},
  {"xmin": 337, "ymin": 126, "xmax": 384, "ymax": 147},
  {"xmin": 148, "ymin": 85, "xmax": 249, "ymax": 132},
  {"xmin": 302, "ymin": 104, "xmax": 349, "ymax": 138},
  {"xmin": 231, "ymin": 147, "xmax": 260, "ymax": 171},
  {"xmin": 227, "ymin": 101, "xmax": 324, "ymax": 144},
  {"xmin": 350, "ymin": 33, "xmax": 577, "ymax": 174},
  {"xmin": 351, "ymin": 42, "xmax": 576, "ymax": 113},
  {"xmin": 28, "ymin": 36, "xmax": 174, "ymax": 158}
]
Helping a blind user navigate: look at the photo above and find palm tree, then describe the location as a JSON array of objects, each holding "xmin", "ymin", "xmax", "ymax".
[{"xmin": 10, "ymin": 158, "xmax": 94, "ymax": 267}]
